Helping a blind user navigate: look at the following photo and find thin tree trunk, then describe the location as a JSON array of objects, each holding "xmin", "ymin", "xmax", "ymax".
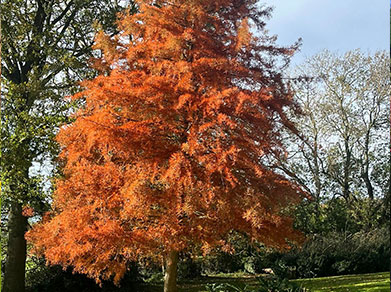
[
  {"xmin": 3, "ymin": 201, "xmax": 28, "ymax": 292},
  {"xmin": 164, "ymin": 250, "xmax": 179, "ymax": 292}
]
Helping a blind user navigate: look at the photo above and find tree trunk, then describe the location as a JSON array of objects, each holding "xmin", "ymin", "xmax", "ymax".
[
  {"xmin": 3, "ymin": 201, "xmax": 28, "ymax": 292},
  {"xmin": 163, "ymin": 250, "xmax": 179, "ymax": 292}
]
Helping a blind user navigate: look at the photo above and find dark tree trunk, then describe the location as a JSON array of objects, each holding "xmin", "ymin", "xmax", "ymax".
[
  {"xmin": 362, "ymin": 170, "xmax": 374, "ymax": 200},
  {"xmin": 163, "ymin": 250, "xmax": 179, "ymax": 292},
  {"xmin": 3, "ymin": 201, "xmax": 28, "ymax": 292}
]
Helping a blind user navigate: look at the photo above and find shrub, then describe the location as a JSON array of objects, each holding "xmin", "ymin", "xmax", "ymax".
[
  {"xmin": 26, "ymin": 257, "xmax": 140, "ymax": 292},
  {"xmin": 269, "ymin": 227, "xmax": 390, "ymax": 278},
  {"xmin": 205, "ymin": 276, "xmax": 308, "ymax": 292},
  {"xmin": 178, "ymin": 255, "xmax": 202, "ymax": 279},
  {"xmin": 256, "ymin": 275, "xmax": 309, "ymax": 292},
  {"xmin": 202, "ymin": 250, "xmax": 244, "ymax": 274}
]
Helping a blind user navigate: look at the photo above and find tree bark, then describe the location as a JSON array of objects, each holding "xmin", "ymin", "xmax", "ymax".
[
  {"xmin": 163, "ymin": 250, "xmax": 179, "ymax": 292},
  {"xmin": 3, "ymin": 201, "xmax": 28, "ymax": 292}
]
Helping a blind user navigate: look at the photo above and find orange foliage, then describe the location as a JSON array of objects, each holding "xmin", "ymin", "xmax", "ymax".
[
  {"xmin": 27, "ymin": 0, "xmax": 303, "ymax": 285},
  {"xmin": 22, "ymin": 205, "xmax": 35, "ymax": 218}
]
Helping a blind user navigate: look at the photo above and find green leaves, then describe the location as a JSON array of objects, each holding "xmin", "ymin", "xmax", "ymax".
[{"xmin": 1, "ymin": 0, "xmax": 136, "ymax": 208}]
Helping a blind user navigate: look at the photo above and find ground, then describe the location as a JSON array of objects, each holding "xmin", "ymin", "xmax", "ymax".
[
  {"xmin": 134, "ymin": 272, "xmax": 390, "ymax": 291},
  {"xmin": 293, "ymin": 272, "xmax": 390, "ymax": 292}
]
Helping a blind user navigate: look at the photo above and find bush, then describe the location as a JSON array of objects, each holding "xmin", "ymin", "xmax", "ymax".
[
  {"xmin": 205, "ymin": 275, "xmax": 308, "ymax": 292},
  {"xmin": 178, "ymin": 255, "xmax": 202, "ymax": 279},
  {"xmin": 201, "ymin": 232, "xmax": 271, "ymax": 275},
  {"xmin": 269, "ymin": 227, "xmax": 390, "ymax": 278},
  {"xmin": 26, "ymin": 258, "xmax": 140, "ymax": 292},
  {"xmin": 256, "ymin": 275, "xmax": 309, "ymax": 292},
  {"xmin": 202, "ymin": 250, "xmax": 244, "ymax": 274}
]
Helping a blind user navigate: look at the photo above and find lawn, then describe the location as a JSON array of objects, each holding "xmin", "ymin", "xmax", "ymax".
[
  {"xmin": 293, "ymin": 272, "xmax": 390, "ymax": 292},
  {"xmin": 133, "ymin": 272, "xmax": 390, "ymax": 291}
]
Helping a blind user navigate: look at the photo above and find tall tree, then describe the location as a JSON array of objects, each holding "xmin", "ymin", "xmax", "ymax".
[
  {"xmin": 275, "ymin": 50, "xmax": 390, "ymax": 229},
  {"xmin": 0, "ymin": 1, "xmax": 136, "ymax": 291},
  {"xmin": 27, "ymin": 1, "xmax": 303, "ymax": 291}
]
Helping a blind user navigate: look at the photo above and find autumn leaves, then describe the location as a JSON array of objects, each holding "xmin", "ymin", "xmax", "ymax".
[{"xmin": 26, "ymin": 1, "xmax": 304, "ymax": 290}]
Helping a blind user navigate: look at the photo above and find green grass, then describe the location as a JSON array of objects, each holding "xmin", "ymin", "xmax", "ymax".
[
  {"xmin": 294, "ymin": 272, "xmax": 390, "ymax": 292},
  {"xmin": 134, "ymin": 272, "xmax": 390, "ymax": 292}
]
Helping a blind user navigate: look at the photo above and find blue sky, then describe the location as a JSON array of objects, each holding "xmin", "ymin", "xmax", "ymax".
[{"xmin": 261, "ymin": 0, "xmax": 390, "ymax": 64}]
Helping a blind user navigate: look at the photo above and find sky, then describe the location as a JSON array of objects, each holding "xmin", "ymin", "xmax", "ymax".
[{"xmin": 260, "ymin": 0, "xmax": 390, "ymax": 65}]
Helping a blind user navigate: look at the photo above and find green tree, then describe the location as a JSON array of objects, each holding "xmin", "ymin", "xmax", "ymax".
[{"xmin": 0, "ymin": 1, "xmax": 136, "ymax": 291}]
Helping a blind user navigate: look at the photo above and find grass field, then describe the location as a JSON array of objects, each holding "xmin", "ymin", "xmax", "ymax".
[
  {"xmin": 294, "ymin": 272, "xmax": 390, "ymax": 292},
  {"xmin": 134, "ymin": 272, "xmax": 390, "ymax": 291}
]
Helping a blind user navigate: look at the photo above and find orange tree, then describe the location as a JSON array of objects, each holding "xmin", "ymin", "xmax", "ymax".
[{"xmin": 27, "ymin": 1, "xmax": 303, "ymax": 291}]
